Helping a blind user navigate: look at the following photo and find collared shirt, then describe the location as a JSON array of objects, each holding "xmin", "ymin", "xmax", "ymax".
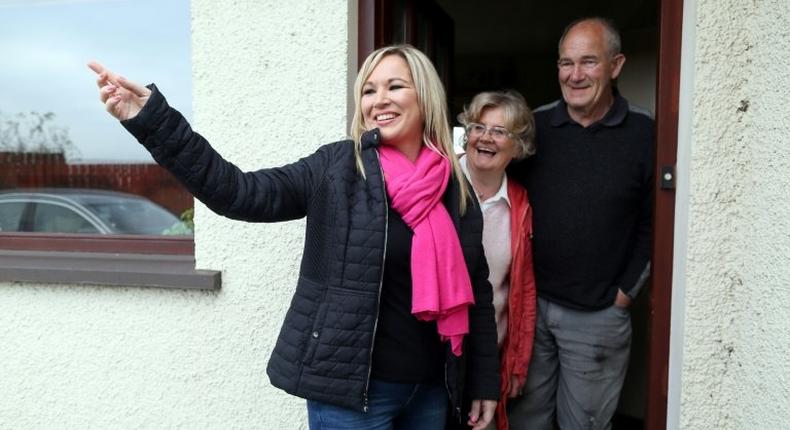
[
  {"xmin": 460, "ymin": 154, "xmax": 512, "ymax": 347},
  {"xmin": 459, "ymin": 155, "xmax": 511, "ymax": 210}
]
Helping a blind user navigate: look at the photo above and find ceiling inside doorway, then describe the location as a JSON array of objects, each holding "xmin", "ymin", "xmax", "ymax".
[{"xmin": 433, "ymin": 0, "xmax": 658, "ymax": 56}]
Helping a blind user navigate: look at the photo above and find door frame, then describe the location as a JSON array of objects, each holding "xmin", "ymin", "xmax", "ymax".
[
  {"xmin": 357, "ymin": 1, "xmax": 685, "ymax": 428},
  {"xmin": 646, "ymin": 0, "xmax": 684, "ymax": 428}
]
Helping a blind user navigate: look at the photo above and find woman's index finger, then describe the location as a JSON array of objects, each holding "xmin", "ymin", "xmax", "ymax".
[
  {"xmin": 88, "ymin": 61, "xmax": 120, "ymax": 87},
  {"xmin": 87, "ymin": 61, "xmax": 105, "ymax": 75}
]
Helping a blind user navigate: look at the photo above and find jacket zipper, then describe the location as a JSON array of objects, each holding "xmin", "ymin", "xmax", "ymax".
[
  {"xmin": 363, "ymin": 149, "xmax": 388, "ymax": 413},
  {"xmin": 444, "ymin": 361, "xmax": 462, "ymax": 422}
]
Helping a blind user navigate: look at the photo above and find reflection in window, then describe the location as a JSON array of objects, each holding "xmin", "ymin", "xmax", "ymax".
[
  {"xmin": 32, "ymin": 203, "xmax": 101, "ymax": 234},
  {"xmin": 0, "ymin": 201, "xmax": 25, "ymax": 232},
  {"xmin": 0, "ymin": 0, "xmax": 193, "ymax": 237},
  {"xmin": 80, "ymin": 192, "xmax": 189, "ymax": 235}
]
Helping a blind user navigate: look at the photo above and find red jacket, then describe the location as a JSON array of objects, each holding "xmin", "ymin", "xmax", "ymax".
[{"xmin": 495, "ymin": 178, "xmax": 537, "ymax": 430}]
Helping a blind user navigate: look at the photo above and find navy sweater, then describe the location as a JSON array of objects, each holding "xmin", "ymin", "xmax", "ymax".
[{"xmin": 510, "ymin": 93, "xmax": 654, "ymax": 310}]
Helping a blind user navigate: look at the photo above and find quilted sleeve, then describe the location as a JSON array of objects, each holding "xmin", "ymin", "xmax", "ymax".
[
  {"xmin": 121, "ymin": 85, "xmax": 333, "ymax": 222},
  {"xmin": 466, "ymin": 241, "xmax": 501, "ymax": 401}
]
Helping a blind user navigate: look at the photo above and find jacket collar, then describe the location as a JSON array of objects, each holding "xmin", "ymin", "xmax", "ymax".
[
  {"xmin": 361, "ymin": 128, "xmax": 381, "ymax": 150},
  {"xmin": 550, "ymin": 88, "xmax": 628, "ymax": 128},
  {"xmin": 365, "ymin": 128, "xmax": 466, "ymax": 232},
  {"xmin": 458, "ymin": 154, "xmax": 511, "ymax": 208}
]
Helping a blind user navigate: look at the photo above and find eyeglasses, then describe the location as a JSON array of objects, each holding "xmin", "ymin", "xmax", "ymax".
[{"xmin": 466, "ymin": 123, "xmax": 513, "ymax": 140}]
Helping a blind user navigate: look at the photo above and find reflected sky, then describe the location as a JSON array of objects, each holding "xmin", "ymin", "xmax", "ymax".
[{"xmin": 0, "ymin": 0, "xmax": 191, "ymax": 162}]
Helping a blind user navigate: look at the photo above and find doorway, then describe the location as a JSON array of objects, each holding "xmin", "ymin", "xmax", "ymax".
[{"xmin": 358, "ymin": 0, "xmax": 682, "ymax": 428}]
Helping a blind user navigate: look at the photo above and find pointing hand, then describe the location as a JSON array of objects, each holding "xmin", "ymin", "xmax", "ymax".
[{"xmin": 88, "ymin": 61, "xmax": 151, "ymax": 120}]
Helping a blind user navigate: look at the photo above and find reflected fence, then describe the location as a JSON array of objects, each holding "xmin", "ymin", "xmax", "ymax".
[{"xmin": 0, "ymin": 151, "xmax": 192, "ymax": 217}]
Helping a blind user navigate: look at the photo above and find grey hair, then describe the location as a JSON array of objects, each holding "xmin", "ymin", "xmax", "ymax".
[
  {"xmin": 558, "ymin": 17, "xmax": 622, "ymax": 57},
  {"xmin": 457, "ymin": 90, "xmax": 535, "ymax": 161}
]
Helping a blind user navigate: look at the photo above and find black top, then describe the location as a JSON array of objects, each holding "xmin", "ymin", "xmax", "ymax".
[
  {"xmin": 510, "ymin": 92, "xmax": 654, "ymax": 310},
  {"xmin": 371, "ymin": 208, "xmax": 445, "ymax": 383}
]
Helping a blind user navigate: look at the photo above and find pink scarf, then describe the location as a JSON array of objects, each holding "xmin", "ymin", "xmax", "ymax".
[{"xmin": 379, "ymin": 144, "xmax": 475, "ymax": 356}]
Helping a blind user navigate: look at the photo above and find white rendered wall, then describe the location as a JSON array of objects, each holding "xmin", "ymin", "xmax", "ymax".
[
  {"xmin": 679, "ymin": 0, "xmax": 790, "ymax": 428},
  {"xmin": 190, "ymin": 0, "xmax": 354, "ymax": 427},
  {"xmin": 0, "ymin": 1, "xmax": 353, "ymax": 429}
]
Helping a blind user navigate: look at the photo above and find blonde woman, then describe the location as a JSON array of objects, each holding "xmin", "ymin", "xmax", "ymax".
[{"xmin": 89, "ymin": 45, "xmax": 498, "ymax": 430}]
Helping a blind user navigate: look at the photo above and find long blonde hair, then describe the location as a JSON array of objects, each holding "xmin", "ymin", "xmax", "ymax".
[{"xmin": 350, "ymin": 44, "xmax": 470, "ymax": 214}]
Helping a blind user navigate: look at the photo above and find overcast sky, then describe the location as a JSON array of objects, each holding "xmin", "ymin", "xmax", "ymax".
[{"xmin": 0, "ymin": 0, "xmax": 191, "ymax": 162}]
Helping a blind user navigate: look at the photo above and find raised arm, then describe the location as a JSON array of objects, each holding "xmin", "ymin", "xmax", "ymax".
[{"xmin": 86, "ymin": 62, "xmax": 333, "ymax": 223}]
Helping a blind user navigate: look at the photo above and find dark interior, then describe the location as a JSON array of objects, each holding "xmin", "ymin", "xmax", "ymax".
[
  {"xmin": 431, "ymin": 1, "xmax": 659, "ymax": 426},
  {"xmin": 434, "ymin": 0, "xmax": 658, "ymax": 120}
]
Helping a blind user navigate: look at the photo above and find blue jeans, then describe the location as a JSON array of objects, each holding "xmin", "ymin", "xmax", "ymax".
[{"xmin": 307, "ymin": 379, "xmax": 448, "ymax": 430}]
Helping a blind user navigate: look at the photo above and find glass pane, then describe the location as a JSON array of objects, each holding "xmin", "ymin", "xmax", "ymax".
[
  {"xmin": 32, "ymin": 202, "xmax": 101, "ymax": 234},
  {"xmin": 0, "ymin": 201, "xmax": 26, "ymax": 232},
  {"xmin": 79, "ymin": 192, "xmax": 189, "ymax": 235},
  {"xmin": 452, "ymin": 126, "xmax": 465, "ymax": 155},
  {"xmin": 0, "ymin": 0, "xmax": 193, "ymax": 237}
]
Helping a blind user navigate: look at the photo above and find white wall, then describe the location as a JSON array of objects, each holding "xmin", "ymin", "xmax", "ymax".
[
  {"xmin": 679, "ymin": 0, "xmax": 790, "ymax": 428},
  {"xmin": 0, "ymin": 1, "xmax": 354, "ymax": 429},
  {"xmin": 190, "ymin": 0, "xmax": 354, "ymax": 426}
]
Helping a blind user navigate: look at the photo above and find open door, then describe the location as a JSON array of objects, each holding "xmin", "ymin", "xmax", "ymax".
[
  {"xmin": 358, "ymin": 0, "xmax": 454, "ymax": 95},
  {"xmin": 359, "ymin": 1, "xmax": 683, "ymax": 427}
]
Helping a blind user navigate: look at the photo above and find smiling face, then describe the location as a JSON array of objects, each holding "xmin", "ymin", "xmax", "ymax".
[
  {"xmin": 465, "ymin": 107, "xmax": 518, "ymax": 176},
  {"xmin": 558, "ymin": 21, "xmax": 625, "ymax": 125},
  {"xmin": 361, "ymin": 54, "xmax": 424, "ymax": 154}
]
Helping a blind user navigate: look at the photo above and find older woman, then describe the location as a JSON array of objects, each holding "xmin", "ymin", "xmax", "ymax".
[
  {"xmin": 456, "ymin": 91, "xmax": 537, "ymax": 430},
  {"xmin": 89, "ymin": 45, "xmax": 498, "ymax": 430}
]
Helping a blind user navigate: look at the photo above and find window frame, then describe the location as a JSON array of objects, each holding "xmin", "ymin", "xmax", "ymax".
[
  {"xmin": 0, "ymin": 233, "xmax": 219, "ymax": 289},
  {"xmin": 0, "ymin": 0, "xmax": 215, "ymax": 290},
  {"xmin": 0, "ymin": 179, "xmax": 202, "ymax": 288}
]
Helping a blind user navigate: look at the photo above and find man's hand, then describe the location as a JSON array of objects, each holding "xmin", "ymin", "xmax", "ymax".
[{"xmin": 614, "ymin": 288, "xmax": 632, "ymax": 308}]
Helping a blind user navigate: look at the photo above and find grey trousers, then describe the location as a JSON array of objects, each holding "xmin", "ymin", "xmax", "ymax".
[{"xmin": 507, "ymin": 297, "xmax": 632, "ymax": 430}]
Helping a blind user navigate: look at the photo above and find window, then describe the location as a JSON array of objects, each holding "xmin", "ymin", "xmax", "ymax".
[
  {"xmin": 0, "ymin": 0, "xmax": 218, "ymax": 289},
  {"xmin": 32, "ymin": 203, "xmax": 101, "ymax": 234},
  {"xmin": 0, "ymin": 201, "xmax": 25, "ymax": 232}
]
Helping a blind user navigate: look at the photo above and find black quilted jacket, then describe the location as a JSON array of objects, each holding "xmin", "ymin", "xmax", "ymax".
[{"xmin": 122, "ymin": 86, "xmax": 500, "ymax": 413}]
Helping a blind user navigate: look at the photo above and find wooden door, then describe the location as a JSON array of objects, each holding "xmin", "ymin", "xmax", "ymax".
[{"xmin": 358, "ymin": 0, "xmax": 454, "ymax": 97}]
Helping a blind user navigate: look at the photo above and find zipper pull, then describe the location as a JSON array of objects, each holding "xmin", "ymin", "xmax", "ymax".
[{"xmin": 363, "ymin": 393, "xmax": 369, "ymax": 413}]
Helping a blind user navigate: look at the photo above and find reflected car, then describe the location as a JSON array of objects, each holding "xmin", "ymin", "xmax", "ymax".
[{"xmin": 0, "ymin": 188, "xmax": 192, "ymax": 235}]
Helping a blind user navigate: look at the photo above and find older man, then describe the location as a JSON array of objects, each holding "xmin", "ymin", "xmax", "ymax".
[{"xmin": 507, "ymin": 17, "xmax": 654, "ymax": 430}]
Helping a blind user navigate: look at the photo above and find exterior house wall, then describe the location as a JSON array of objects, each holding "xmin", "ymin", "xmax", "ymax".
[
  {"xmin": 0, "ymin": 1, "xmax": 353, "ymax": 429},
  {"xmin": 2, "ymin": 0, "xmax": 790, "ymax": 429},
  {"xmin": 679, "ymin": 0, "xmax": 790, "ymax": 428}
]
